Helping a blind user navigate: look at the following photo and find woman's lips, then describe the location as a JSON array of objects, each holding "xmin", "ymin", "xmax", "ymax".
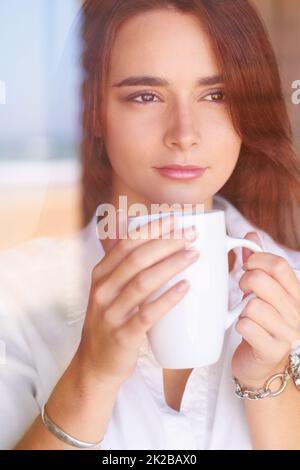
[{"xmin": 154, "ymin": 165, "xmax": 207, "ymax": 180}]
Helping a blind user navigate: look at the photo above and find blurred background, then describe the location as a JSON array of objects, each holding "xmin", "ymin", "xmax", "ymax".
[{"xmin": 0, "ymin": 0, "xmax": 299, "ymax": 251}]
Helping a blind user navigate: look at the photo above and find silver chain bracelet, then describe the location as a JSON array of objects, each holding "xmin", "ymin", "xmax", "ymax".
[
  {"xmin": 233, "ymin": 368, "xmax": 290, "ymax": 400},
  {"xmin": 233, "ymin": 342, "xmax": 300, "ymax": 400},
  {"xmin": 41, "ymin": 404, "xmax": 104, "ymax": 449}
]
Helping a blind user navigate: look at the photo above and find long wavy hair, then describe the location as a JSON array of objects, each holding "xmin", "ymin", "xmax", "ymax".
[{"xmin": 80, "ymin": 0, "xmax": 300, "ymax": 250}]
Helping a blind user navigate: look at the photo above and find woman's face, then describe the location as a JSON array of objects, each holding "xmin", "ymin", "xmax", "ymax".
[{"xmin": 102, "ymin": 8, "xmax": 242, "ymax": 211}]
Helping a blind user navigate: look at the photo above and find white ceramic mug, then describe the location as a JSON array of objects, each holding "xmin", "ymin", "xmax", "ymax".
[{"xmin": 127, "ymin": 209, "xmax": 263, "ymax": 369}]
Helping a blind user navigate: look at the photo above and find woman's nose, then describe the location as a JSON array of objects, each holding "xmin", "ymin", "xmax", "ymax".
[{"xmin": 163, "ymin": 104, "xmax": 200, "ymax": 151}]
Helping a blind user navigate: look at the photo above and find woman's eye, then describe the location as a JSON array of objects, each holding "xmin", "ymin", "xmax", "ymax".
[
  {"xmin": 127, "ymin": 92, "xmax": 160, "ymax": 104},
  {"xmin": 204, "ymin": 90, "xmax": 226, "ymax": 103}
]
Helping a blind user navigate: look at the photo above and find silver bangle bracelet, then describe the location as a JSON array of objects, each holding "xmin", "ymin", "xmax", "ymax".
[{"xmin": 41, "ymin": 404, "xmax": 104, "ymax": 450}]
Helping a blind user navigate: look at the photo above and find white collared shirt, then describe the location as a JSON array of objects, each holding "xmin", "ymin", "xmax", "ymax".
[{"xmin": 0, "ymin": 194, "xmax": 299, "ymax": 450}]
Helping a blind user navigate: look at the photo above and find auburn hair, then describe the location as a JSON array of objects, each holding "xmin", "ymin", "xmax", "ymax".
[{"xmin": 80, "ymin": 0, "xmax": 300, "ymax": 249}]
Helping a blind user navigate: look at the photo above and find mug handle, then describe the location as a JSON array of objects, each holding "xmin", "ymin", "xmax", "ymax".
[{"xmin": 226, "ymin": 236, "xmax": 264, "ymax": 330}]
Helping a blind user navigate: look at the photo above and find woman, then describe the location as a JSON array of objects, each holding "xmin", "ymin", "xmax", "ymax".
[{"xmin": 1, "ymin": 0, "xmax": 300, "ymax": 450}]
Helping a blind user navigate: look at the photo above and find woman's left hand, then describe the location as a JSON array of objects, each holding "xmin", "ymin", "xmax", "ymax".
[{"xmin": 232, "ymin": 232, "xmax": 300, "ymax": 388}]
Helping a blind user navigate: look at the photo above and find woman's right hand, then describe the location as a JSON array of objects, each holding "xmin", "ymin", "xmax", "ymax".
[
  {"xmin": 77, "ymin": 214, "xmax": 199, "ymax": 388},
  {"xmin": 13, "ymin": 215, "xmax": 200, "ymax": 450}
]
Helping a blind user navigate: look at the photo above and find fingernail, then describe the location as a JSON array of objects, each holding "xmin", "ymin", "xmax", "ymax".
[
  {"xmin": 185, "ymin": 240, "xmax": 197, "ymax": 249},
  {"xmin": 176, "ymin": 280, "xmax": 190, "ymax": 293},
  {"xmin": 184, "ymin": 249, "xmax": 200, "ymax": 259},
  {"xmin": 183, "ymin": 225, "xmax": 198, "ymax": 241},
  {"xmin": 242, "ymin": 263, "xmax": 248, "ymax": 271}
]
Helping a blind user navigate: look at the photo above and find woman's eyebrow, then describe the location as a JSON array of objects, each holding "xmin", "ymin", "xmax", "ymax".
[{"xmin": 112, "ymin": 74, "xmax": 224, "ymax": 88}]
